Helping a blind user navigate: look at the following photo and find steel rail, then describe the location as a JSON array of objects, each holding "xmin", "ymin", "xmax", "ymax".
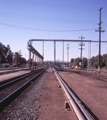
[
  {"xmin": 54, "ymin": 69, "xmax": 94, "ymax": 120},
  {"xmin": 0, "ymin": 68, "xmax": 44, "ymax": 89},
  {"xmin": 0, "ymin": 68, "xmax": 47, "ymax": 112}
]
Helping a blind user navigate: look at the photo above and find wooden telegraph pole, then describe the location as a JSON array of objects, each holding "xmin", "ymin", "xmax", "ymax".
[{"xmin": 95, "ymin": 8, "xmax": 105, "ymax": 73}]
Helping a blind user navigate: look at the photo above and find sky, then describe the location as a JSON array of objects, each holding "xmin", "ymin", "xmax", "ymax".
[{"xmin": 0, "ymin": 0, "xmax": 107, "ymax": 62}]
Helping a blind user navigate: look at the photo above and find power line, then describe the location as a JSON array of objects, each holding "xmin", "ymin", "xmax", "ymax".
[
  {"xmin": 0, "ymin": 12, "xmax": 98, "ymax": 24},
  {"xmin": 0, "ymin": 22, "xmax": 97, "ymax": 32}
]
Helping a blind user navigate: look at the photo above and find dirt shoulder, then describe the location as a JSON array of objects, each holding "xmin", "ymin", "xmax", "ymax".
[
  {"xmin": 36, "ymin": 68, "xmax": 77, "ymax": 120},
  {"xmin": 58, "ymin": 71, "xmax": 107, "ymax": 120}
]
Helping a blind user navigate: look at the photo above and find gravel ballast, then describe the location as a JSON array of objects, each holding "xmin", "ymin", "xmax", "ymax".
[{"xmin": 0, "ymin": 72, "xmax": 46, "ymax": 120}]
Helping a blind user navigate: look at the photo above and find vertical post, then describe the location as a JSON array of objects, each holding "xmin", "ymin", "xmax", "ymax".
[
  {"xmin": 38, "ymin": 57, "xmax": 40, "ymax": 67},
  {"xmin": 87, "ymin": 42, "xmax": 89, "ymax": 71},
  {"xmin": 41, "ymin": 41, "xmax": 44, "ymax": 66},
  {"xmin": 12, "ymin": 53, "xmax": 14, "ymax": 67},
  {"xmin": 95, "ymin": 8, "xmax": 105, "ymax": 73},
  {"xmin": 67, "ymin": 44, "xmax": 69, "ymax": 67},
  {"xmin": 36, "ymin": 55, "xmax": 38, "ymax": 67},
  {"xmin": 35, "ymin": 54, "xmax": 36, "ymax": 69},
  {"xmin": 42, "ymin": 58, "xmax": 43, "ymax": 67},
  {"xmin": 39, "ymin": 58, "xmax": 40, "ymax": 67},
  {"xmin": 54, "ymin": 41, "xmax": 56, "ymax": 67},
  {"xmin": 25, "ymin": 54, "xmax": 26, "ymax": 67},
  {"xmin": 37, "ymin": 56, "xmax": 38, "ymax": 68},
  {"xmin": 42, "ymin": 41, "xmax": 44, "ymax": 67},
  {"xmin": 79, "ymin": 35, "xmax": 85, "ymax": 69},
  {"xmin": 106, "ymin": 45, "xmax": 107, "ymax": 69},
  {"xmin": 90, "ymin": 42, "xmax": 91, "ymax": 70},
  {"xmin": 32, "ymin": 53, "xmax": 34, "ymax": 69},
  {"xmin": 63, "ymin": 41, "xmax": 64, "ymax": 70},
  {"xmin": 29, "ymin": 50, "xmax": 31, "ymax": 69},
  {"xmin": 40, "ymin": 58, "xmax": 41, "ymax": 67},
  {"xmin": 98, "ymin": 8, "xmax": 102, "ymax": 72},
  {"xmin": 81, "ymin": 39, "xmax": 82, "ymax": 60},
  {"xmin": 87, "ymin": 42, "xmax": 91, "ymax": 71}
]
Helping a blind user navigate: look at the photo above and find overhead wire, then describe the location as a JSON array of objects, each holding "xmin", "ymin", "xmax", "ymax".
[
  {"xmin": 0, "ymin": 22, "xmax": 97, "ymax": 32},
  {"xmin": 0, "ymin": 11, "xmax": 98, "ymax": 24}
]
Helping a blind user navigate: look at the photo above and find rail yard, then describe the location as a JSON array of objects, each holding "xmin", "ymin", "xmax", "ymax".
[
  {"xmin": 1, "ymin": 0, "xmax": 107, "ymax": 119},
  {"xmin": 0, "ymin": 66, "xmax": 107, "ymax": 120}
]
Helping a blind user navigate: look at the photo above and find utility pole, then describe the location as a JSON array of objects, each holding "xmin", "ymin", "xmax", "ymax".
[
  {"xmin": 95, "ymin": 8, "xmax": 105, "ymax": 73},
  {"xmin": 67, "ymin": 44, "xmax": 69, "ymax": 67},
  {"xmin": 79, "ymin": 35, "xmax": 85, "ymax": 69}
]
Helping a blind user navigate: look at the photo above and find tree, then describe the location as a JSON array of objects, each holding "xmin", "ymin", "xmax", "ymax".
[
  {"xmin": 0, "ymin": 42, "xmax": 13, "ymax": 65},
  {"xmin": 70, "ymin": 58, "xmax": 74, "ymax": 63},
  {"xmin": 6, "ymin": 45, "xmax": 13, "ymax": 64},
  {"xmin": 74, "ymin": 57, "xmax": 81, "ymax": 66},
  {"xmin": 83, "ymin": 57, "xmax": 87, "ymax": 68},
  {"xmin": 7, "ymin": 51, "xmax": 13, "ymax": 64},
  {"xmin": 0, "ymin": 42, "xmax": 6, "ymax": 63},
  {"xmin": 102, "ymin": 54, "xmax": 107, "ymax": 67},
  {"xmin": 20, "ymin": 57, "xmax": 26, "ymax": 66},
  {"xmin": 0, "ymin": 43, "xmax": 2, "ymax": 64},
  {"xmin": 91, "ymin": 56, "xmax": 95, "ymax": 67},
  {"xmin": 91, "ymin": 55, "xmax": 103, "ymax": 68}
]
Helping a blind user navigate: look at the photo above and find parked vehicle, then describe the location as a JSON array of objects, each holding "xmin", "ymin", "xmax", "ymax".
[{"xmin": 1, "ymin": 63, "xmax": 11, "ymax": 68}]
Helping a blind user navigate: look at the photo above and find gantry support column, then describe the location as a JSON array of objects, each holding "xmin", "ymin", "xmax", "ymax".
[
  {"xmin": 42, "ymin": 59, "xmax": 43, "ymax": 67},
  {"xmin": 32, "ymin": 53, "xmax": 34, "ymax": 69},
  {"xmin": 54, "ymin": 41, "xmax": 56, "ymax": 67},
  {"xmin": 63, "ymin": 41, "xmax": 64, "ymax": 70},
  {"xmin": 35, "ymin": 54, "xmax": 36, "ymax": 69},
  {"xmin": 87, "ymin": 42, "xmax": 91, "ymax": 71},
  {"xmin": 27, "ymin": 41, "xmax": 43, "ymax": 69},
  {"xmin": 37, "ymin": 56, "xmax": 38, "ymax": 67},
  {"xmin": 40, "ymin": 58, "xmax": 41, "ymax": 67},
  {"xmin": 29, "ymin": 50, "xmax": 31, "ymax": 69}
]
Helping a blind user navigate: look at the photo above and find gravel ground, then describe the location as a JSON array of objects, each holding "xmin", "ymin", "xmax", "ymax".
[{"xmin": 0, "ymin": 72, "xmax": 46, "ymax": 120}]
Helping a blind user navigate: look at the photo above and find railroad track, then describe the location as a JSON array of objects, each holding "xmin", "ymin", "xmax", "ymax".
[
  {"xmin": 0, "ymin": 67, "xmax": 47, "ymax": 112},
  {"xmin": 64, "ymin": 69, "xmax": 107, "ymax": 82},
  {"xmin": 54, "ymin": 69, "xmax": 98, "ymax": 120}
]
